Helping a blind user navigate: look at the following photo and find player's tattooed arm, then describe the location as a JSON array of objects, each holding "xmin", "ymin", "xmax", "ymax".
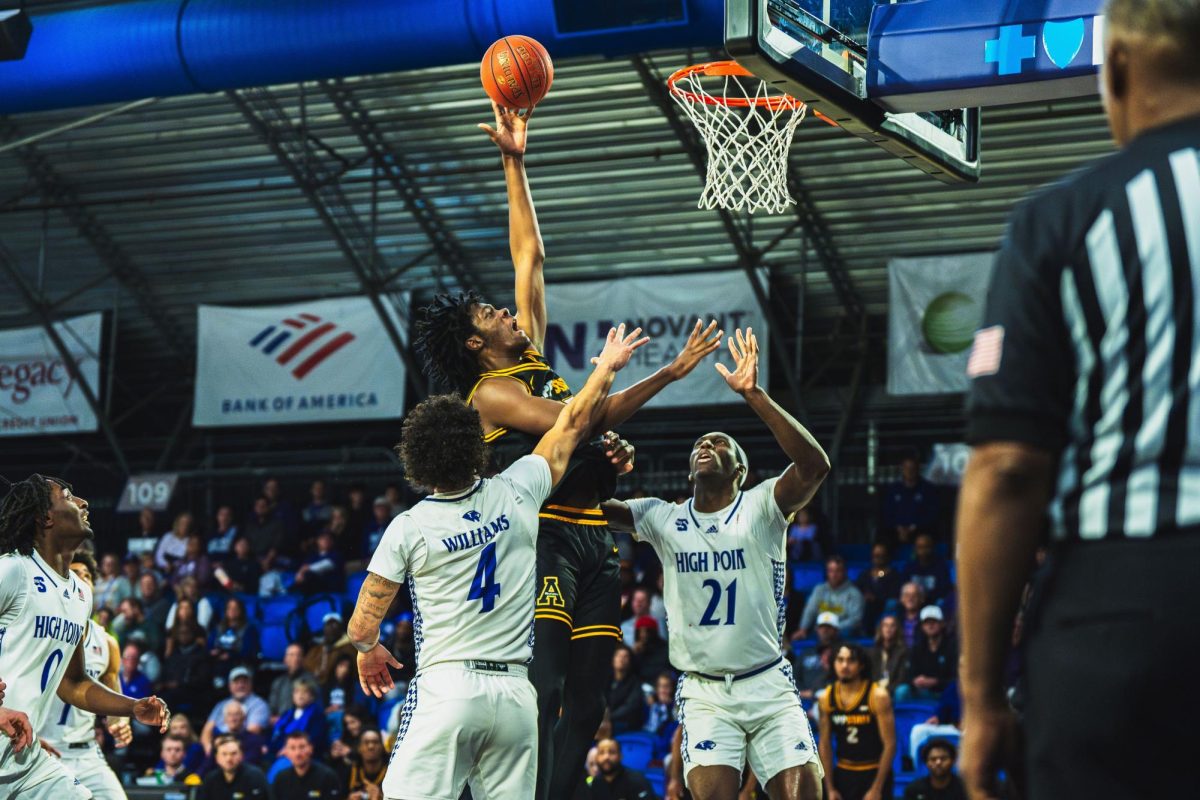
[{"xmin": 349, "ymin": 572, "xmax": 402, "ymax": 652}]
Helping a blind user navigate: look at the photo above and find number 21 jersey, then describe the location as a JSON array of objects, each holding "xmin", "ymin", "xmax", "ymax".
[{"xmin": 627, "ymin": 477, "xmax": 789, "ymax": 674}]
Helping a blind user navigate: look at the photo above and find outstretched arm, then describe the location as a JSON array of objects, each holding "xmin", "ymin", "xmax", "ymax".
[
  {"xmin": 349, "ymin": 573, "xmax": 404, "ymax": 699},
  {"xmin": 57, "ymin": 640, "xmax": 168, "ymax": 732},
  {"xmin": 480, "ymin": 102, "xmax": 547, "ymax": 350},
  {"xmin": 533, "ymin": 325, "xmax": 649, "ymax": 486}
]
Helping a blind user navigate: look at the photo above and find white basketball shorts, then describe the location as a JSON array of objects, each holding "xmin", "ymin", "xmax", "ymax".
[
  {"xmin": 0, "ymin": 737, "xmax": 93, "ymax": 799},
  {"xmin": 59, "ymin": 743, "xmax": 126, "ymax": 800}
]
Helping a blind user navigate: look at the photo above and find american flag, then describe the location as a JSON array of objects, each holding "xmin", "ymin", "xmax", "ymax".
[{"xmin": 966, "ymin": 325, "xmax": 1005, "ymax": 378}]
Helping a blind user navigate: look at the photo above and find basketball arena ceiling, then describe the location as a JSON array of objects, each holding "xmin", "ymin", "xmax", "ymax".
[{"xmin": 0, "ymin": 43, "xmax": 1115, "ymax": 476}]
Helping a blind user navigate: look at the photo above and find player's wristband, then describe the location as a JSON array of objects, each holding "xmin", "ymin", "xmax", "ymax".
[{"xmin": 352, "ymin": 634, "xmax": 380, "ymax": 654}]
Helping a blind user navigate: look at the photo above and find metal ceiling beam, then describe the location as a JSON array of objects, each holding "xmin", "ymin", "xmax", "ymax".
[
  {"xmin": 0, "ymin": 120, "xmax": 195, "ymax": 359},
  {"xmin": 321, "ymin": 79, "xmax": 485, "ymax": 294},
  {"xmin": 630, "ymin": 55, "xmax": 805, "ymax": 409},
  {"xmin": 0, "ymin": 241, "xmax": 129, "ymax": 474},
  {"xmin": 230, "ymin": 86, "xmax": 428, "ymax": 399}
]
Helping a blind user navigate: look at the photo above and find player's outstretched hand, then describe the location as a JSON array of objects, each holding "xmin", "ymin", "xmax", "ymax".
[
  {"xmin": 591, "ymin": 323, "xmax": 650, "ymax": 372},
  {"xmin": 108, "ymin": 716, "xmax": 133, "ymax": 748},
  {"xmin": 358, "ymin": 643, "xmax": 403, "ymax": 699},
  {"xmin": 477, "ymin": 100, "xmax": 534, "ymax": 157},
  {"xmin": 0, "ymin": 708, "xmax": 32, "ymax": 752},
  {"xmin": 602, "ymin": 431, "xmax": 636, "ymax": 475},
  {"xmin": 715, "ymin": 327, "xmax": 759, "ymax": 396},
  {"xmin": 134, "ymin": 696, "xmax": 170, "ymax": 733},
  {"xmin": 667, "ymin": 319, "xmax": 723, "ymax": 381}
]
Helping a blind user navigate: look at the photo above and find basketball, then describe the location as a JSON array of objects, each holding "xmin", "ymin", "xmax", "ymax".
[{"xmin": 480, "ymin": 35, "xmax": 553, "ymax": 109}]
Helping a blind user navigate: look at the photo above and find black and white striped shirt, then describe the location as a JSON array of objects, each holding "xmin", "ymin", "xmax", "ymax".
[{"xmin": 967, "ymin": 116, "xmax": 1200, "ymax": 542}]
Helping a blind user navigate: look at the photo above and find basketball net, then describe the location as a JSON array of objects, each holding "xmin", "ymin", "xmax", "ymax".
[{"xmin": 668, "ymin": 61, "xmax": 806, "ymax": 215}]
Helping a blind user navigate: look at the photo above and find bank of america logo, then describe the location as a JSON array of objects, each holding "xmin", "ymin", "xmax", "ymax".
[{"xmin": 249, "ymin": 312, "xmax": 356, "ymax": 380}]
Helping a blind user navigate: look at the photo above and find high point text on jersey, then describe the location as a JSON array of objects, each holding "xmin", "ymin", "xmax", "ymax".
[
  {"xmin": 34, "ymin": 614, "xmax": 85, "ymax": 646},
  {"xmin": 675, "ymin": 548, "xmax": 747, "ymax": 573}
]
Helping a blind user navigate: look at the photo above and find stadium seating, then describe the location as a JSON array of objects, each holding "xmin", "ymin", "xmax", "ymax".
[
  {"xmin": 259, "ymin": 622, "xmax": 291, "ymax": 661},
  {"xmin": 892, "ymin": 700, "xmax": 939, "ymax": 775},
  {"xmin": 346, "ymin": 570, "xmax": 370, "ymax": 605},
  {"xmin": 644, "ymin": 766, "xmax": 665, "ymax": 797},
  {"xmin": 303, "ymin": 593, "xmax": 344, "ymax": 635},
  {"xmin": 259, "ymin": 594, "xmax": 302, "ymax": 625},
  {"xmin": 614, "ymin": 731, "xmax": 656, "ymax": 772}
]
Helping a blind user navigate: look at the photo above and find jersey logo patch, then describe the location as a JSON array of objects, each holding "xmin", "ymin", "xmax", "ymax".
[
  {"xmin": 62, "ymin": 588, "xmax": 69, "ymax": 599},
  {"xmin": 675, "ymin": 519, "xmax": 687, "ymax": 532},
  {"xmin": 536, "ymin": 576, "xmax": 565, "ymax": 608},
  {"xmin": 694, "ymin": 740, "xmax": 717, "ymax": 751},
  {"xmin": 33, "ymin": 576, "xmax": 46, "ymax": 593},
  {"xmin": 705, "ymin": 525, "xmax": 718, "ymax": 534},
  {"xmin": 795, "ymin": 741, "xmax": 808, "ymax": 751},
  {"xmin": 463, "ymin": 510, "xmax": 482, "ymax": 522}
]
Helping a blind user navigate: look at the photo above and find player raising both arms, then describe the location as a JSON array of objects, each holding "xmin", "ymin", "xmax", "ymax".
[
  {"xmin": 413, "ymin": 101, "xmax": 724, "ymax": 800},
  {"xmin": 603, "ymin": 329, "xmax": 830, "ymax": 800},
  {"xmin": 39, "ymin": 550, "xmax": 134, "ymax": 800},
  {"xmin": 348, "ymin": 324, "xmax": 648, "ymax": 800},
  {"xmin": 0, "ymin": 476, "xmax": 169, "ymax": 799}
]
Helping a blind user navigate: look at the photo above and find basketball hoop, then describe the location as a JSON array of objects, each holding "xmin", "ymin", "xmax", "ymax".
[{"xmin": 668, "ymin": 60, "xmax": 807, "ymax": 215}]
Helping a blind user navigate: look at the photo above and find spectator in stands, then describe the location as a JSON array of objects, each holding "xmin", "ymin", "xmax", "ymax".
[
  {"xmin": 855, "ymin": 542, "xmax": 905, "ymax": 630},
  {"xmin": 896, "ymin": 606, "xmax": 957, "ymax": 702},
  {"xmin": 574, "ymin": 737, "xmax": 659, "ymax": 799},
  {"xmin": 167, "ymin": 575, "xmax": 215, "ymax": 630},
  {"xmin": 157, "ymin": 511, "xmax": 196, "ymax": 575},
  {"xmin": 159, "ymin": 620, "xmax": 214, "ymax": 717},
  {"xmin": 364, "ymin": 496, "xmax": 392, "ymax": 553},
  {"xmin": 198, "ymin": 700, "xmax": 269, "ymax": 772},
  {"xmin": 620, "ymin": 587, "xmax": 666, "ymax": 646},
  {"xmin": 304, "ymin": 612, "xmax": 358, "ymax": 684},
  {"xmin": 114, "ymin": 596, "xmax": 163, "ymax": 653},
  {"xmin": 383, "ymin": 483, "xmax": 404, "ymax": 517},
  {"xmin": 244, "ymin": 496, "xmax": 286, "ymax": 571},
  {"xmin": 294, "ymin": 530, "xmax": 346, "ymax": 595},
  {"xmin": 94, "ymin": 606, "xmax": 114, "ymax": 631},
  {"xmin": 632, "ymin": 617, "xmax": 670, "ymax": 685},
  {"xmin": 326, "ymin": 506, "xmax": 362, "ymax": 569},
  {"xmin": 173, "ymin": 533, "xmax": 212, "ymax": 589},
  {"xmin": 882, "ymin": 452, "xmax": 939, "ymax": 546},
  {"xmin": 899, "ymin": 581, "xmax": 927, "ymax": 648},
  {"xmin": 787, "ymin": 506, "xmax": 824, "ymax": 562},
  {"xmin": 263, "ymin": 476, "xmax": 300, "ymax": 538},
  {"xmin": 270, "ymin": 677, "xmax": 329, "ymax": 756},
  {"xmin": 903, "ymin": 739, "xmax": 967, "ymax": 800},
  {"xmin": 793, "ymin": 611, "xmax": 842, "ymax": 699},
  {"xmin": 167, "ymin": 714, "xmax": 207, "ymax": 773},
  {"xmin": 139, "ymin": 551, "xmax": 165, "ymax": 585},
  {"xmin": 869, "ymin": 613, "xmax": 910, "ymax": 695},
  {"xmin": 644, "ymin": 671, "xmax": 679, "ymax": 761},
  {"xmin": 121, "ymin": 552, "xmax": 142, "ymax": 591},
  {"xmin": 208, "ymin": 505, "xmax": 239, "ymax": 558},
  {"xmin": 203, "ymin": 666, "xmax": 271, "ymax": 754},
  {"xmin": 302, "ymin": 479, "xmax": 333, "ymax": 539},
  {"xmin": 272, "ymin": 731, "xmax": 341, "ymax": 799},
  {"xmin": 214, "ymin": 535, "xmax": 262, "ymax": 594},
  {"xmin": 323, "ymin": 653, "xmax": 366, "ymax": 714},
  {"xmin": 901, "ymin": 532, "xmax": 953, "ymax": 604},
  {"xmin": 796, "ymin": 555, "xmax": 865, "ymax": 639},
  {"xmin": 210, "ymin": 596, "xmax": 260, "ymax": 678},
  {"xmin": 119, "ymin": 641, "xmax": 153, "ymax": 700},
  {"xmin": 270, "ymin": 643, "xmax": 318, "ymax": 723},
  {"xmin": 907, "ymin": 681, "xmax": 961, "ymax": 770},
  {"xmin": 198, "ymin": 735, "xmax": 270, "ymax": 800},
  {"xmin": 328, "ymin": 705, "xmax": 371, "ymax": 766},
  {"xmin": 605, "ymin": 645, "xmax": 645, "ymax": 735},
  {"xmin": 146, "ymin": 734, "xmax": 201, "ymax": 786},
  {"xmin": 386, "ymin": 612, "xmax": 416, "ymax": 687},
  {"xmin": 136, "ymin": 507, "xmax": 157, "ymax": 542},
  {"xmin": 94, "ymin": 552, "xmax": 132, "ymax": 612},
  {"xmin": 137, "ymin": 570, "xmax": 173, "ymax": 628},
  {"xmin": 344, "ymin": 484, "xmax": 369, "ymax": 546},
  {"xmin": 344, "ymin": 728, "xmax": 388, "ymax": 800}
]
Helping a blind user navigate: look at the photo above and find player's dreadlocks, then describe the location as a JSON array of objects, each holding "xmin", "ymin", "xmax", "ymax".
[
  {"xmin": 0, "ymin": 473, "xmax": 65, "ymax": 556},
  {"xmin": 413, "ymin": 291, "xmax": 485, "ymax": 395}
]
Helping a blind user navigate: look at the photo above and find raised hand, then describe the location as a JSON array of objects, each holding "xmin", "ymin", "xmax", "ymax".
[
  {"xmin": 591, "ymin": 323, "xmax": 650, "ymax": 372},
  {"xmin": 358, "ymin": 643, "xmax": 403, "ymax": 699},
  {"xmin": 133, "ymin": 696, "xmax": 170, "ymax": 733},
  {"xmin": 667, "ymin": 319, "xmax": 723, "ymax": 380},
  {"xmin": 602, "ymin": 431, "xmax": 636, "ymax": 475},
  {"xmin": 477, "ymin": 100, "xmax": 534, "ymax": 157},
  {"xmin": 714, "ymin": 327, "xmax": 759, "ymax": 396}
]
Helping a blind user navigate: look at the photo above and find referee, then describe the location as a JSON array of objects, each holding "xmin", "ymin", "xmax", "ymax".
[{"xmin": 956, "ymin": 1, "xmax": 1200, "ymax": 799}]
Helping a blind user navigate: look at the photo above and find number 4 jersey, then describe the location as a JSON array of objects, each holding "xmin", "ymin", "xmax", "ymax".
[
  {"xmin": 367, "ymin": 455, "xmax": 552, "ymax": 670},
  {"xmin": 627, "ymin": 477, "xmax": 789, "ymax": 674},
  {"xmin": 0, "ymin": 551, "xmax": 93, "ymax": 731}
]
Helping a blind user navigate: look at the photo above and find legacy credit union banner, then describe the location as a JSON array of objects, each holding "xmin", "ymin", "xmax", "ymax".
[
  {"xmin": 541, "ymin": 270, "xmax": 768, "ymax": 408},
  {"xmin": 194, "ymin": 297, "xmax": 406, "ymax": 427},
  {"xmin": 0, "ymin": 312, "xmax": 103, "ymax": 437}
]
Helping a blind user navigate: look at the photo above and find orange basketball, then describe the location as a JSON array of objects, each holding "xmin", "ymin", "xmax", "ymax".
[{"xmin": 480, "ymin": 35, "xmax": 554, "ymax": 109}]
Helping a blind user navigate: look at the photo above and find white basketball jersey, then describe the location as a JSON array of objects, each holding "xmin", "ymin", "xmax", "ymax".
[
  {"xmin": 43, "ymin": 620, "xmax": 109, "ymax": 747},
  {"xmin": 0, "ymin": 551, "xmax": 92, "ymax": 731},
  {"xmin": 368, "ymin": 455, "xmax": 552, "ymax": 671},
  {"xmin": 628, "ymin": 477, "xmax": 789, "ymax": 674}
]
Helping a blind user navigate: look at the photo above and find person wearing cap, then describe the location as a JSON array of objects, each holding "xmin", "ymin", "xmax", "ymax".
[
  {"xmin": 796, "ymin": 555, "xmax": 865, "ymax": 640},
  {"xmin": 603, "ymin": 328, "xmax": 830, "ymax": 800},
  {"xmin": 201, "ymin": 666, "xmax": 271, "ymax": 756},
  {"xmin": 304, "ymin": 610, "xmax": 359, "ymax": 685},
  {"xmin": 793, "ymin": 612, "xmax": 843, "ymax": 699},
  {"xmin": 364, "ymin": 495, "xmax": 393, "ymax": 554},
  {"xmin": 895, "ymin": 607, "xmax": 956, "ymax": 703}
]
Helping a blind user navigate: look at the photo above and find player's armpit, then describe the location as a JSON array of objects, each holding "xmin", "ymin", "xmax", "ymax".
[
  {"xmin": 471, "ymin": 378, "xmax": 564, "ymax": 436},
  {"xmin": 349, "ymin": 573, "xmax": 402, "ymax": 648},
  {"xmin": 600, "ymin": 500, "xmax": 634, "ymax": 532}
]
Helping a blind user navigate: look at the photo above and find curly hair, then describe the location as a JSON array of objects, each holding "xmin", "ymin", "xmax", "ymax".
[
  {"xmin": 396, "ymin": 395, "xmax": 488, "ymax": 493},
  {"xmin": 413, "ymin": 291, "xmax": 485, "ymax": 394},
  {"xmin": 71, "ymin": 549, "xmax": 98, "ymax": 582},
  {"xmin": 0, "ymin": 474, "xmax": 67, "ymax": 556}
]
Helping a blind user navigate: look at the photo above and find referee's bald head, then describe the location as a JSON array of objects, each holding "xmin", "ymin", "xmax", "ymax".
[{"xmin": 1102, "ymin": 0, "xmax": 1200, "ymax": 144}]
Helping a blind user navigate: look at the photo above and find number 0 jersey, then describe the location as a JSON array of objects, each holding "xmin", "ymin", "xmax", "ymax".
[
  {"xmin": 367, "ymin": 455, "xmax": 553, "ymax": 670},
  {"xmin": 0, "ymin": 551, "xmax": 93, "ymax": 731},
  {"xmin": 43, "ymin": 619, "xmax": 110, "ymax": 748},
  {"xmin": 627, "ymin": 477, "xmax": 789, "ymax": 674}
]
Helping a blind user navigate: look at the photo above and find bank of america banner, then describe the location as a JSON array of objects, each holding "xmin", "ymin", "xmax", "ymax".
[
  {"xmin": 0, "ymin": 312, "xmax": 103, "ymax": 437},
  {"xmin": 542, "ymin": 270, "xmax": 769, "ymax": 408},
  {"xmin": 194, "ymin": 297, "xmax": 407, "ymax": 427},
  {"xmin": 888, "ymin": 254, "xmax": 995, "ymax": 396}
]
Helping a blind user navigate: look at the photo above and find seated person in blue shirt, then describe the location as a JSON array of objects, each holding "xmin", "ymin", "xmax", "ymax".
[
  {"xmin": 294, "ymin": 529, "xmax": 345, "ymax": 595},
  {"xmin": 901, "ymin": 532, "xmax": 953, "ymax": 604},
  {"xmin": 270, "ymin": 676, "xmax": 329, "ymax": 757}
]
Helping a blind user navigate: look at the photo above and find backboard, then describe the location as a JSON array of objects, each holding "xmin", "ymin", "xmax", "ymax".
[{"xmin": 726, "ymin": 0, "xmax": 982, "ymax": 183}]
